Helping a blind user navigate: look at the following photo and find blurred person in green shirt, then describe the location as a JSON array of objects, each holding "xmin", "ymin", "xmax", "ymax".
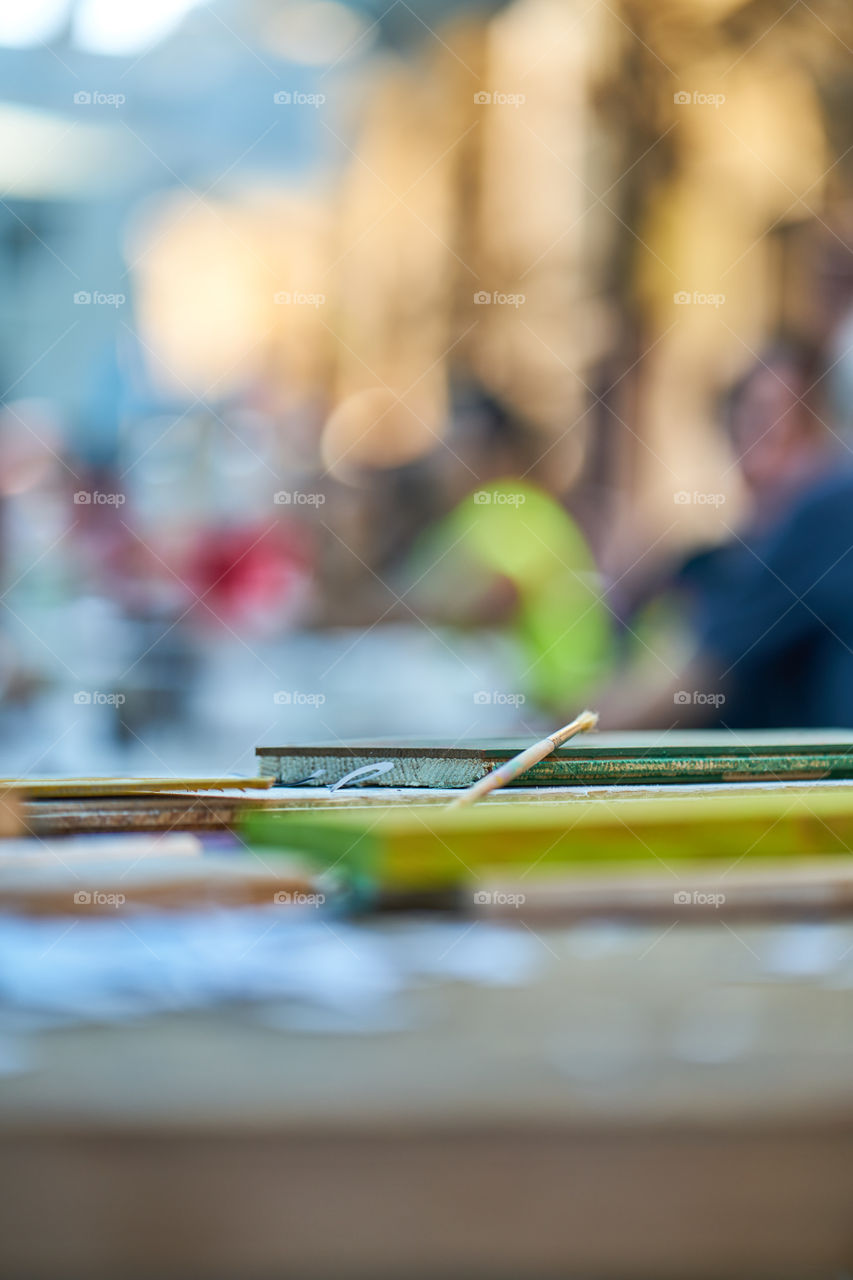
[{"xmin": 404, "ymin": 388, "xmax": 612, "ymax": 711}]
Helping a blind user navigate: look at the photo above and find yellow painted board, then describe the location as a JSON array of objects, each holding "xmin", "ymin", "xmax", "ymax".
[{"xmin": 247, "ymin": 789, "xmax": 853, "ymax": 889}]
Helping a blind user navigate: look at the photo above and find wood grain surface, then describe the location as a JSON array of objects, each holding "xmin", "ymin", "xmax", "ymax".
[{"xmin": 2, "ymin": 919, "xmax": 853, "ymax": 1277}]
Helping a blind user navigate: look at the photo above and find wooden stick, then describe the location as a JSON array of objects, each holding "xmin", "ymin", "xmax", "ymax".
[{"xmin": 448, "ymin": 710, "xmax": 598, "ymax": 808}]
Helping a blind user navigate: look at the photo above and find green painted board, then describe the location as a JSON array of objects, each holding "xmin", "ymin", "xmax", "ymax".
[
  {"xmin": 245, "ymin": 787, "xmax": 853, "ymax": 890},
  {"xmin": 256, "ymin": 730, "xmax": 853, "ymax": 789}
]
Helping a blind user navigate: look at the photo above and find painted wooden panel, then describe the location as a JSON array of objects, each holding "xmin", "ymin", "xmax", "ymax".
[{"xmin": 256, "ymin": 732, "xmax": 853, "ymax": 789}]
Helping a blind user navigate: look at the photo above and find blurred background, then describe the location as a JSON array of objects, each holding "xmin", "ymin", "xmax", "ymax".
[{"xmin": 2, "ymin": 0, "xmax": 853, "ymax": 775}]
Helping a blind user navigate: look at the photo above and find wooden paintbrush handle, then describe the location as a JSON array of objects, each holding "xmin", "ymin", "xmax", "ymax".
[{"xmin": 450, "ymin": 710, "xmax": 598, "ymax": 807}]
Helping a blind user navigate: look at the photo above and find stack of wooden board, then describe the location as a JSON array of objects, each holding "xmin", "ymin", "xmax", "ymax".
[
  {"xmin": 0, "ymin": 776, "xmax": 281, "ymax": 835},
  {"xmin": 24, "ymin": 790, "xmax": 286, "ymax": 835},
  {"xmin": 256, "ymin": 730, "xmax": 853, "ymax": 789},
  {"xmin": 0, "ymin": 776, "xmax": 317, "ymax": 914}
]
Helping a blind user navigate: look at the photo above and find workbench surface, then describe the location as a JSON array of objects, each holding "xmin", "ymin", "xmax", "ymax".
[{"xmin": 2, "ymin": 915, "xmax": 853, "ymax": 1279}]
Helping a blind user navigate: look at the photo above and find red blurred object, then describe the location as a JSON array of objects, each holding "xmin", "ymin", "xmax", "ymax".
[{"xmin": 183, "ymin": 522, "xmax": 313, "ymax": 633}]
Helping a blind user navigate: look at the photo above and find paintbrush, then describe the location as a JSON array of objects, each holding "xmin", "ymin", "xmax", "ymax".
[{"xmin": 448, "ymin": 709, "xmax": 599, "ymax": 807}]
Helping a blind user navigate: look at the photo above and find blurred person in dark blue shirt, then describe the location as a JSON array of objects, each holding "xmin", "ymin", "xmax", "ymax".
[{"xmin": 598, "ymin": 340, "xmax": 853, "ymax": 729}]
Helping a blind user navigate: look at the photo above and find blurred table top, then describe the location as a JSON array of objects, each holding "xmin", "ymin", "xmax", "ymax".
[{"xmin": 2, "ymin": 916, "xmax": 853, "ymax": 1278}]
